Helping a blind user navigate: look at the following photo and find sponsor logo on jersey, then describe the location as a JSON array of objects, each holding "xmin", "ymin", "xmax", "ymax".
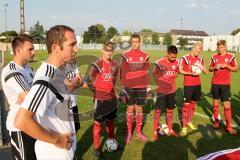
[
  {"xmin": 164, "ymin": 71, "xmax": 176, "ymax": 79},
  {"xmin": 102, "ymin": 73, "xmax": 113, "ymax": 81}
]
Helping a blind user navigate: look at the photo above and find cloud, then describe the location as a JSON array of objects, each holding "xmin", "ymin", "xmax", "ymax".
[
  {"xmin": 184, "ymin": 0, "xmax": 215, "ymax": 10},
  {"xmin": 228, "ymin": 9, "xmax": 240, "ymax": 15},
  {"xmin": 50, "ymin": 16, "xmax": 60, "ymax": 20}
]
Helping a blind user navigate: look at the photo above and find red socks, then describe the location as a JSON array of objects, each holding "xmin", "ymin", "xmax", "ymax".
[
  {"xmin": 182, "ymin": 103, "xmax": 190, "ymax": 128},
  {"xmin": 126, "ymin": 112, "xmax": 134, "ymax": 135},
  {"xmin": 224, "ymin": 107, "xmax": 232, "ymax": 130},
  {"xmin": 93, "ymin": 121, "xmax": 102, "ymax": 149},
  {"xmin": 154, "ymin": 109, "xmax": 161, "ymax": 133},
  {"xmin": 93, "ymin": 120, "xmax": 116, "ymax": 149},
  {"xmin": 213, "ymin": 105, "xmax": 219, "ymax": 122},
  {"xmin": 136, "ymin": 113, "xmax": 144, "ymax": 134},
  {"xmin": 166, "ymin": 109, "xmax": 173, "ymax": 131},
  {"xmin": 187, "ymin": 101, "xmax": 196, "ymax": 123},
  {"xmin": 106, "ymin": 121, "xmax": 115, "ymax": 139}
]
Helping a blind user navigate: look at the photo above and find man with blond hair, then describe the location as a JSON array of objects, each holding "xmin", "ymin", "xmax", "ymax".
[{"xmin": 179, "ymin": 42, "xmax": 208, "ymax": 136}]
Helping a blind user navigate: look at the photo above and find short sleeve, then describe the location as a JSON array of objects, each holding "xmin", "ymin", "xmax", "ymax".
[
  {"xmin": 230, "ymin": 56, "xmax": 237, "ymax": 67},
  {"xmin": 209, "ymin": 57, "xmax": 215, "ymax": 67},
  {"xmin": 21, "ymin": 84, "xmax": 54, "ymax": 116},
  {"xmin": 5, "ymin": 74, "xmax": 29, "ymax": 94}
]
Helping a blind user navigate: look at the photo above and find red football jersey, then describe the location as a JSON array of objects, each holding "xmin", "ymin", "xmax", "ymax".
[
  {"xmin": 180, "ymin": 54, "xmax": 204, "ymax": 86},
  {"xmin": 120, "ymin": 49, "xmax": 150, "ymax": 88},
  {"xmin": 154, "ymin": 57, "xmax": 179, "ymax": 94},
  {"xmin": 209, "ymin": 52, "xmax": 237, "ymax": 85},
  {"xmin": 89, "ymin": 58, "xmax": 118, "ymax": 100}
]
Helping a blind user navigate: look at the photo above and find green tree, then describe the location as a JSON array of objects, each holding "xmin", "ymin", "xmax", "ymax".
[
  {"xmin": 140, "ymin": 29, "xmax": 153, "ymax": 33},
  {"xmin": 152, "ymin": 32, "xmax": 160, "ymax": 45},
  {"xmin": 83, "ymin": 24, "xmax": 106, "ymax": 43},
  {"xmin": 83, "ymin": 31, "xmax": 90, "ymax": 43},
  {"xmin": 178, "ymin": 37, "xmax": 188, "ymax": 49},
  {"xmin": 231, "ymin": 28, "xmax": 240, "ymax": 35},
  {"xmin": 96, "ymin": 24, "xmax": 105, "ymax": 36},
  {"xmin": 163, "ymin": 33, "xmax": 172, "ymax": 46},
  {"xmin": 96, "ymin": 24, "xmax": 106, "ymax": 42},
  {"xmin": 106, "ymin": 27, "xmax": 118, "ymax": 40},
  {"xmin": 29, "ymin": 21, "xmax": 45, "ymax": 44},
  {"xmin": 140, "ymin": 29, "xmax": 154, "ymax": 44},
  {"xmin": 122, "ymin": 30, "xmax": 131, "ymax": 36},
  {"xmin": 0, "ymin": 31, "xmax": 18, "ymax": 43}
]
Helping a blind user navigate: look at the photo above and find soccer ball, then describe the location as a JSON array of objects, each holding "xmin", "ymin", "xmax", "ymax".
[
  {"xmin": 211, "ymin": 114, "xmax": 221, "ymax": 122},
  {"xmin": 191, "ymin": 65, "xmax": 202, "ymax": 75},
  {"xmin": 158, "ymin": 124, "xmax": 169, "ymax": 135},
  {"xmin": 104, "ymin": 139, "xmax": 118, "ymax": 152}
]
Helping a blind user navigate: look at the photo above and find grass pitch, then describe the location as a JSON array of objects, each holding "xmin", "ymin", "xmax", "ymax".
[{"xmin": 4, "ymin": 49, "xmax": 240, "ymax": 160}]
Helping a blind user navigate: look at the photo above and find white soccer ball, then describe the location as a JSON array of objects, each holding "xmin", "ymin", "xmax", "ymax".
[
  {"xmin": 191, "ymin": 65, "xmax": 202, "ymax": 75},
  {"xmin": 104, "ymin": 139, "xmax": 118, "ymax": 152},
  {"xmin": 211, "ymin": 114, "xmax": 221, "ymax": 122},
  {"xmin": 158, "ymin": 124, "xmax": 169, "ymax": 135}
]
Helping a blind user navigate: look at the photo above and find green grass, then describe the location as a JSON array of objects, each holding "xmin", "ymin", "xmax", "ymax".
[{"xmin": 3, "ymin": 50, "xmax": 240, "ymax": 160}]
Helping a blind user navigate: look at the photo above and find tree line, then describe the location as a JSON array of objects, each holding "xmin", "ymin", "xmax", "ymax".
[{"xmin": 1, "ymin": 21, "xmax": 239, "ymax": 50}]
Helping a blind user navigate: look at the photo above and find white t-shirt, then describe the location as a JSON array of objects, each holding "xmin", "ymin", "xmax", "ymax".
[
  {"xmin": 21, "ymin": 62, "xmax": 76, "ymax": 160},
  {"xmin": 1, "ymin": 61, "xmax": 34, "ymax": 131},
  {"xmin": 63, "ymin": 61, "xmax": 80, "ymax": 107}
]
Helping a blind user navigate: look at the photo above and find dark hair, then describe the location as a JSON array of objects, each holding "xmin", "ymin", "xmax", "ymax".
[
  {"xmin": 103, "ymin": 41, "xmax": 115, "ymax": 51},
  {"xmin": 217, "ymin": 39, "xmax": 226, "ymax": 47},
  {"xmin": 46, "ymin": 25, "xmax": 75, "ymax": 53},
  {"xmin": 131, "ymin": 33, "xmax": 141, "ymax": 41},
  {"xmin": 12, "ymin": 34, "xmax": 33, "ymax": 54},
  {"xmin": 167, "ymin": 45, "xmax": 178, "ymax": 54}
]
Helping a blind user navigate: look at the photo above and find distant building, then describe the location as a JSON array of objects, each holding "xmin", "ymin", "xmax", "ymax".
[
  {"xmin": 159, "ymin": 33, "xmax": 166, "ymax": 45},
  {"xmin": 170, "ymin": 29, "xmax": 209, "ymax": 49},
  {"xmin": 111, "ymin": 35, "xmax": 131, "ymax": 43},
  {"xmin": 203, "ymin": 35, "xmax": 240, "ymax": 52},
  {"xmin": 76, "ymin": 35, "xmax": 83, "ymax": 44}
]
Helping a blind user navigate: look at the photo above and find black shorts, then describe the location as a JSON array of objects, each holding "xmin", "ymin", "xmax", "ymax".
[
  {"xmin": 125, "ymin": 87, "xmax": 147, "ymax": 106},
  {"xmin": 94, "ymin": 98, "xmax": 117, "ymax": 122},
  {"xmin": 155, "ymin": 92, "xmax": 176, "ymax": 109},
  {"xmin": 211, "ymin": 84, "xmax": 231, "ymax": 102},
  {"xmin": 71, "ymin": 105, "xmax": 80, "ymax": 132},
  {"xmin": 183, "ymin": 85, "xmax": 202, "ymax": 103},
  {"xmin": 10, "ymin": 131, "xmax": 36, "ymax": 160}
]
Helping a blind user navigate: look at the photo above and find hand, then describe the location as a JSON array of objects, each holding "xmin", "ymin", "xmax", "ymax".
[
  {"xmin": 220, "ymin": 63, "xmax": 227, "ymax": 69},
  {"xmin": 71, "ymin": 77, "xmax": 80, "ymax": 87},
  {"xmin": 146, "ymin": 90, "xmax": 154, "ymax": 100},
  {"xmin": 222, "ymin": 63, "xmax": 229, "ymax": 69},
  {"xmin": 191, "ymin": 70, "xmax": 200, "ymax": 76},
  {"xmin": 54, "ymin": 132, "xmax": 73, "ymax": 150},
  {"xmin": 119, "ymin": 90, "xmax": 128, "ymax": 104},
  {"xmin": 78, "ymin": 76, "xmax": 83, "ymax": 86},
  {"xmin": 215, "ymin": 64, "xmax": 221, "ymax": 70},
  {"xmin": 16, "ymin": 91, "xmax": 29, "ymax": 105}
]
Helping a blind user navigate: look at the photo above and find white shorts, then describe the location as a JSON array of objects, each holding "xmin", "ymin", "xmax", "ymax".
[{"xmin": 35, "ymin": 140, "xmax": 75, "ymax": 160}]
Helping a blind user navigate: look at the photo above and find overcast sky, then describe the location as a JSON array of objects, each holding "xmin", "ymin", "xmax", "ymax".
[{"xmin": 1, "ymin": 0, "xmax": 240, "ymax": 35}]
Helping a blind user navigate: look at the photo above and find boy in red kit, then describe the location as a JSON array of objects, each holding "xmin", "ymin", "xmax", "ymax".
[
  {"xmin": 179, "ymin": 42, "xmax": 208, "ymax": 136},
  {"xmin": 88, "ymin": 41, "xmax": 119, "ymax": 157},
  {"xmin": 153, "ymin": 45, "xmax": 179, "ymax": 141},
  {"xmin": 120, "ymin": 33, "xmax": 150, "ymax": 144},
  {"xmin": 209, "ymin": 40, "xmax": 238, "ymax": 134}
]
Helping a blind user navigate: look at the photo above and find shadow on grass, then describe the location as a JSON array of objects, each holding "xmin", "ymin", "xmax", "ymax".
[
  {"xmin": 196, "ymin": 124, "xmax": 240, "ymax": 158},
  {"xmin": 75, "ymin": 122, "xmax": 93, "ymax": 160},
  {"xmin": 230, "ymin": 94, "xmax": 240, "ymax": 127},
  {"xmin": 142, "ymin": 123, "xmax": 198, "ymax": 160},
  {"xmin": 142, "ymin": 123, "xmax": 240, "ymax": 160}
]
